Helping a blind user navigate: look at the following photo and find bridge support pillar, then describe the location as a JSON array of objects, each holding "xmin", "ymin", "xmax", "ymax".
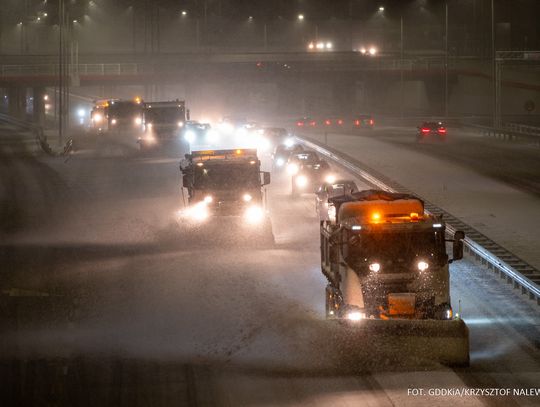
[
  {"xmin": 8, "ymin": 86, "xmax": 27, "ymax": 119},
  {"xmin": 32, "ymin": 87, "xmax": 46, "ymax": 125}
]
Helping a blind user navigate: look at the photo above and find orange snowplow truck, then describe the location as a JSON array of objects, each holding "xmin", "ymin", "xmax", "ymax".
[{"xmin": 320, "ymin": 189, "xmax": 470, "ymax": 366}]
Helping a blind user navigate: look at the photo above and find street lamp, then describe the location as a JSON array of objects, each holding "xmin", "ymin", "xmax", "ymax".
[
  {"xmin": 181, "ymin": 10, "xmax": 187, "ymax": 16},
  {"xmin": 298, "ymin": 14, "xmax": 304, "ymax": 21}
]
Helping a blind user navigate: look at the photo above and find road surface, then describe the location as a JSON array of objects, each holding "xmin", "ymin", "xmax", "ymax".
[{"xmin": 0, "ymin": 128, "xmax": 539, "ymax": 406}]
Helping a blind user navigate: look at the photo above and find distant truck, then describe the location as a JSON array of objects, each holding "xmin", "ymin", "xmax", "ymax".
[
  {"xmin": 320, "ymin": 189, "xmax": 469, "ymax": 365},
  {"xmin": 138, "ymin": 100, "xmax": 189, "ymax": 149},
  {"xmin": 179, "ymin": 148, "xmax": 273, "ymax": 242},
  {"xmin": 90, "ymin": 97, "xmax": 144, "ymax": 133}
]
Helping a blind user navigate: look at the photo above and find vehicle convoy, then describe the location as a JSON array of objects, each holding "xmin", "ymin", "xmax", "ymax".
[
  {"xmin": 137, "ymin": 100, "xmax": 188, "ymax": 149},
  {"xmin": 417, "ymin": 121, "xmax": 447, "ymax": 141},
  {"xmin": 320, "ymin": 189, "xmax": 469, "ymax": 365},
  {"xmin": 179, "ymin": 148, "xmax": 273, "ymax": 242},
  {"xmin": 287, "ymin": 151, "xmax": 334, "ymax": 195}
]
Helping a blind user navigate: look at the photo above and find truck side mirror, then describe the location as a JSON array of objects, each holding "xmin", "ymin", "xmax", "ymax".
[
  {"xmin": 262, "ymin": 171, "xmax": 271, "ymax": 186},
  {"xmin": 452, "ymin": 230, "xmax": 465, "ymax": 261}
]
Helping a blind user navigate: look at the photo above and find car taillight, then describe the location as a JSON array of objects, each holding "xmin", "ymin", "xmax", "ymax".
[
  {"xmin": 438, "ymin": 128, "xmax": 447, "ymax": 134},
  {"xmin": 421, "ymin": 128, "xmax": 430, "ymax": 133},
  {"xmin": 337, "ymin": 119, "xmax": 343, "ymax": 125},
  {"xmin": 297, "ymin": 121, "xmax": 304, "ymax": 126},
  {"xmin": 354, "ymin": 120, "xmax": 360, "ymax": 126},
  {"xmin": 310, "ymin": 121, "xmax": 316, "ymax": 126},
  {"xmin": 325, "ymin": 119, "xmax": 331, "ymax": 126},
  {"xmin": 369, "ymin": 119, "xmax": 374, "ymax": 125}
]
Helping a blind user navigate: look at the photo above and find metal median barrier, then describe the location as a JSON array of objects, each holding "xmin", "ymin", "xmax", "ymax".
[
  {"xmin": 0, "ymin": 113, "xmax": 71, "ymax": 157},
  {"xmin": 297, "ymin": 135, "xmax": 540, "ymax": 307}
]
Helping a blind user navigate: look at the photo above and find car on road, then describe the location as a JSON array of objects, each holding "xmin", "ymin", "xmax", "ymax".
[
  {"xmin": 287, "ymin": 151, "xmax": 333, "ymax": 195},
  {"xmin": 352, "ymin": 114, "xmax": 375, "ymax": 130},
  {"xmin": 295, "ymin": 117, "xmax": 317, "ymax": 128},
  {"xmin": 315, "ymin": 179, "xmax": 359, "ymax": 221},
  {"xmin": 272, "ymin": 142, "xmax": 304, "ymax": 169},
  {"xmin": 417, "ymin": 121, "xmax": 447, "ymax": 141}
]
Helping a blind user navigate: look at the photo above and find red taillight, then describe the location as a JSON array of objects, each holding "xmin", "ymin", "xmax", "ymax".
[
  {"xmin": 354, "ymin": 120, "xmax": 360, "ymax": 126},
  {"xmin": 369, "ymin": 119, "xmax": 374, "ymax": 125},
  {"xmin": 337, "ymin": 119, "xmax": 343, "ymax": 125},
  {"xmin": 309, "ymin": 121, "xmax": 316, "ymax": 126},
  {"xmin": 421, "ymin": 128, "xmax": 430, "ymax": 133},
  {"xmin": 297, "ymin": 121, "xmax": 304, "ymax": 126},
  {"xmin": 325, "ymin": 119, "xmax": 331, "ymax": 126},
  {"xmin": 438, "ymin": 128, "xmax": 447, "ymax": 134}
]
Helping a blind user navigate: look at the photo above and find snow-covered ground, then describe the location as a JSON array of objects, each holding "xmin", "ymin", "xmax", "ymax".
[{"xmin": 1, "ymin": 132, "xmax": 539, "ymax": 405}]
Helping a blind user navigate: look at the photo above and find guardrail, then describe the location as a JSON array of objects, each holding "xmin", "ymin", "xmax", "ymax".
[
  {"xmin": 504, "ymin": 122, "xmax": 540, "ymax": 137},
  {"xmin": 296, "ymin": 135, "xmax": 540, "ymax": 307},
  {"xmin": 461, "ymin": 122, "xmax": 540, "ymax": 145}
]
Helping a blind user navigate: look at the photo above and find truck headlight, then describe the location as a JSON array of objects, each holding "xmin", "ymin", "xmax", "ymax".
[
  {"xmin": 417, "ymin": 261, "xmax": 429, "ymax": 271},
  {"xmin": 242, "ymin": 193, "xmax": 252, "ymax": 202},
  {"xmin": 93, "ymin": 113, "xmax": 102, "ymax": 123},
  {"xmin": 276, "ymin": 158, "xmax": 285, "ymax": 167},
  {"xmin": 245, "ymin": 205, "xmax": 264, "ymax": 224},
  {"xmin": 203, "ymin": 195, "xmax": 213, "ymax": 204},
  {"xmin": 346, "ymin": 311, "xmax": 365, "ymax": 321},
  {"xmin": 325, "ymin": 174, "xmax": 336, "ymax": 184},
  {"xmin": 184, "ymin": 202, "xmax": 209, "ymax": 221},
  {"xmin": 178, "ymin": 121, "xmax": 184, "ymax": 128},
  {"xmin": 369, "ymin": 262, "xmax": 381, "ymax": 272},
  {"xmin": 184, "ymin": 130, "xmax": 196, "ymax": 143},
  {"xmin": 111, "ymin": 118, "xmax": 117, "ymax": 125},
  {"xmin": 287, "ymin": 163, "xmax": 299, "ymax": 175},
  {"xmin": 295, "ymin": 175, "xmax": 308, "ymax": 188},
  {"xmin": 135, "ymin": 117, "xmax": 142, "ymax": 125}
]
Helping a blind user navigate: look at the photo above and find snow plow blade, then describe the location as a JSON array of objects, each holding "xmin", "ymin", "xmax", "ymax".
[{"xmin": 326, "ymin": 318, "xmax": 469, "ymax": 370}]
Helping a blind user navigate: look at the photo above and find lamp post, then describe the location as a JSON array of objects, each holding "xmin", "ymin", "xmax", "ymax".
[{"xmin": 444, "ymin": 1, "xmax": 449, "ymax": 119}]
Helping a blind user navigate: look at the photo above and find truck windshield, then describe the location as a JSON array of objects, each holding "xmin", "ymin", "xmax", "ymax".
[
  {"xmin": 347, "ymin": 229, "xmax": 445, "ymax": 267},
  {"xmin": 145, "ymin": 107, "xmax": 185, "ymax": 123},
  {"xmin": 194, "ymin": 164, "xmax": 260, "ymax": 189},
  {"xmin": 109, "ymin": 103, "xmax": 141, "ymax": 117}
]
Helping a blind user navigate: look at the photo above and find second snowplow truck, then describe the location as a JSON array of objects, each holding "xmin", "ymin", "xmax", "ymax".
[
  {"xmin": 320, "ymin": 189, "xmax": 469, "ymax": 366},
  {"xmin": 179, "ymin": 148, "xmax": 274, "ymax": 243}
]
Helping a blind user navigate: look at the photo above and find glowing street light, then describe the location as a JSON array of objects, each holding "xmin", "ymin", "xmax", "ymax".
[
  {"xmin": 369, "ymin": 46, "xmax": 377, "ymax": 55},
  {"xmin": 181, "ymin": 10, "xmax": 187, "ymax": 16},
  {"xmin": 379, "ymin": 6, "xmax": 385, "ymax": 12},
  {"xmin": 298, "ymin": 14, "xmax": 304, "ymax": 21}
]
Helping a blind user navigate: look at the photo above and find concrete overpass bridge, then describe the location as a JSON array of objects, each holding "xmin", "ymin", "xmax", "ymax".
[{"xmin": 1, "ymin": 51, "xmax": 539, "ymax": 124}]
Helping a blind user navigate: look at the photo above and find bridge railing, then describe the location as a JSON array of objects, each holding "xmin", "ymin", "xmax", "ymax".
[{"xmin": 0, "ymin": 63, "xmax": 139, "ymax": 77}]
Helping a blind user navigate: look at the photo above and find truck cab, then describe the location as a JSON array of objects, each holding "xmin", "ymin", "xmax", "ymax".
[
  {"xmin": 180, "ymin": 149, "xmax": 272, "ymax": 232},
  {"xmin": 321, "ymin": 190, "xmax": 465, "ymax": 321},
  {"xmin": 138, "ymin": 100, "xmax": 188, "ymax": 149}
]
